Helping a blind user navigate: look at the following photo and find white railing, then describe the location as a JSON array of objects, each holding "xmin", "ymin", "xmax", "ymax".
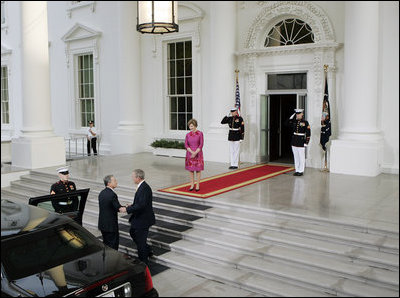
[{"xmin": 65, "ymin": 137, "xmax": 86, "ymax": 159}]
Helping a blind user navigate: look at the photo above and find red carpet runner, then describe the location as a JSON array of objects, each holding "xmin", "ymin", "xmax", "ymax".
[{"xmin": 159, "ymin": 164, "xmax": 294, "ymax": 199}]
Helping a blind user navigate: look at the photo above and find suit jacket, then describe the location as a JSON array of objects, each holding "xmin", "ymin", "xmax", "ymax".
[
  {"xmin": 126, "ymin": 181, "xmax": 156, "ymax": 229},
  {"xmin": 98, "ymin": 187, "xmax": 122, "ymax": 232}
]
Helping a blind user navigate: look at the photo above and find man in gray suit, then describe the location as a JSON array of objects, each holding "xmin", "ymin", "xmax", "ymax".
[{"xmin": 98, "ymin": 175, "xmax": 124, "ymax": 250}]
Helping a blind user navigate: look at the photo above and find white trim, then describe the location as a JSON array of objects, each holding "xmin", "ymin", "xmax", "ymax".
[
  {"xmin": 1, "ymin": 48, "xmax": 14, "ymax": 137},
  {"xmin": 66, "ymin": 1, "xmax": 96, "ymax": 18},
  {"xmin": 62, "ymin": 24, "xmax": 102, "ymax": 136},
  {"xmin": 1, "ymin": 1, "xmax": 9, "ymax": 34}
]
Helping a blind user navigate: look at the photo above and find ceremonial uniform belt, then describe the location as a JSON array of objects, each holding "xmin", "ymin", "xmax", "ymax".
[
  {"xmin": 230, "ymin": 128, "xmax": 240, "ymax": 131},
  {"xmin": 293, "ymin": 133, "xmax": 306, "ymax": 136}
]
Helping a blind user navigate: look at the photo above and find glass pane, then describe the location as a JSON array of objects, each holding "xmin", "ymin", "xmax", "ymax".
[
  {"xmin": 178, "ymin": 97, "xmax": 185, "ymax": 112},
  {"xmin": 185, "ymin": 59, "xmax": 192, "ymax": 76},
  {"xmin": 84, "ymin": 70, "xmax": 89, "ymax": 85},
  {"xmin": 81, "ymin": 100, "xmax": 85, "ymax": 114},
  {"xmin": 169, "ymin": 61, "xmax": 175, "ymax": 78},
  {"xmin": 89, "ymin": 55, "xmax": 93, "ymax": 69},
  {"xmin": 170, "ymin": 113, "xmax": 177, "ymax": 130},
  {"xmin": 178, "ymin": 114, "xmax": 186, "ymax": 130},
  {"xmin": 187, "ymin": 97, "xmax": 192, "ymax": 112},
  {"xmin": 185, "ymin": 77, "xmax": 192, "ymax": 94},
  {"xmin": 176, "ymin": 42, "xmax": 184, "ymax": 59},
  {"xmin": 176, "ymin": 60, "xmax": 184, "ymax": 77},
  {"xmin": 84, "ymin": 85, "xmax": 90, "ymax": 98},
  {"xmin": 170, "ymin": 97, "xmax": 177, "ymax": 112},
  {"xmin": 185, "ymin": 41, "xmax": 192, "ymax": 58},
  {"xmin": 169, "ymin": 78, "xmax": 176, "ymax": 95},
  {"xmin": 177, "ymin": 78, "xmax": 184, "ymax": 94},
  {"xmin": 168, "ymin": 43, "xmax": 175, "ymax": 60},
  {"xmin": 267, "ymin": 73, "xmax": 307, "ymax": 90},
  {"xmin": 89, "ymin": 70, "xmax": 93, "ymax": 84},
  {"xmin": 186, "ymin": 114, "xmax": 192, "ymax": 127}
]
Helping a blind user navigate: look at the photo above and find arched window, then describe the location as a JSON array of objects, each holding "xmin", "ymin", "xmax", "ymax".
[{"xmin": 265, "ymin": 18, "xmax": 314, "ymax": 47}]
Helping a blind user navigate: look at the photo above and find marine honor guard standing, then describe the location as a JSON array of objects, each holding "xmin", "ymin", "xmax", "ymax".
[
  {"xmin": 50, "ymin": 166, "xmax": 78, "ymax": 213},
  {"xmin": 286, "ymin": 109, "xmax": 311, "ymax": 176},
  {"xmin": 221, "ymin": 107, "xmax": 245, "ymax": 169}
]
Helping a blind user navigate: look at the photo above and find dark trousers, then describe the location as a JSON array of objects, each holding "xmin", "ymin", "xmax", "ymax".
[
  {"xmin": 101, "ymin": 230, "xmax": 119, "ymax": 251},
  {"xmin": 129, "ymin": 227, "xmax": 151, "ymax": 264},
  {"xmin": 87, "ymin": 137, "xmax": 97, "ymax": 155}
]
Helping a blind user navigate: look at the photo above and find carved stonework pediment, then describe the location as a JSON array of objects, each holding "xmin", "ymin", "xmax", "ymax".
[{"xmin": 62, "ymin": 23, "xmax": 102, "ymax": 43}]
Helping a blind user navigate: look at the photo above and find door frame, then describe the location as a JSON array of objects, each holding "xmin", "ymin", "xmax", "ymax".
[{"xmin": 260, "ymin": 91, "xmax": 307, "ymax": 163}]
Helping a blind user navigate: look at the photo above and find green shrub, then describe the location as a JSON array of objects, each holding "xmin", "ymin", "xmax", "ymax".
[{"xmin": 150, "ymin": 139, "xmax": 185, "ymax": 149}]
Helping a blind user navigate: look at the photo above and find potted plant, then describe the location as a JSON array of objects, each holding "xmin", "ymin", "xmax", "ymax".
[{"xmin": 150, "ymin": 139, "xmax": 186, "ymax": 158}]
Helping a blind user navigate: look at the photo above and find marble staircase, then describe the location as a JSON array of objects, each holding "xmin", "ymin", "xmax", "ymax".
[{"xmin": 1, "ymin": 171, "xmax": 399, "ymax": 297}]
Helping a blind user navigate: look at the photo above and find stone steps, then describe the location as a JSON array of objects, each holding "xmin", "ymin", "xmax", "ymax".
[
  {"xmin": 2, "ymin": 171, "xmax": 399, "ymax": 297},
  {"xmin": 12, "ymin": 176, "xmax": 400, "ymax": 254}
]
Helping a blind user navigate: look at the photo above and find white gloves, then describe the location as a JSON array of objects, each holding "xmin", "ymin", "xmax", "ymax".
[
  {"xmin": 290, "ymin": 113, "xmax": 296, "ymax": 119},
  {"xmin": 304, "ymin": 143, "xmax": 308, "ymax": 147}
]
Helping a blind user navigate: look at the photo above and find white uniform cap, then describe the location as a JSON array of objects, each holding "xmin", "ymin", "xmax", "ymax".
[
  {"xmin": 294, "ymin": 108, "xmax": 304, "ymax": 113},
  {"xmin": 57, "ymin": 166, "xmax": 69, "ymax": 173},
  {"xmin": 230, "ymin": 107, "xmax": 238, "ymax": 112}
]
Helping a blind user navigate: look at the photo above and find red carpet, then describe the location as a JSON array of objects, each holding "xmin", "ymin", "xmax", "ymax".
[{"xmin": 159, "ymin": 164, "xmax": 294, "ymax": 198}]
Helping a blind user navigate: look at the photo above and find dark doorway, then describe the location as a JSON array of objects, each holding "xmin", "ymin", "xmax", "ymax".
[{"xmin": 269, "ymin": 94, "xmax": 296, "ymax": 163}]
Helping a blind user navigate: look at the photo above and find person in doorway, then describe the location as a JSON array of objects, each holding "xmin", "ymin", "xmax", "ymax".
[
  {"xmin": 120, "ymin": 169, "xmax": 155, "ymax": 265},
  {"xmin": 98, "ymin": 175, "xmax": 125, "ymax": 251},
  {"xmin": 285, "ymin": 109, "xmax": 311, "ymax": 176},
  {"xmin": 87, "ymin": 120, "xmax": 98, "ymax": 156},
  {"xmin": 184, "ymin": 119, "xmax": 204, "ymax": 191},
  {"xmin": 221, "ymin": 107, "xmax": 245, "ymax": 169}
]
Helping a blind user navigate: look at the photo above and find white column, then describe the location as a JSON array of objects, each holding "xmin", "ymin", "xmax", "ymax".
[
  {"xmin": 204, "ymin": 1, "xmax": 237, "ymax": 163},
  {"xmin": 111, "ymin": 1, "xmax": 144, "ymax": 154},
  {"xmin": 330, "ymin": 1, "xmax": 382, "ymax": 176},
  {"xmin": 12, "ymin": 1, "xmax": 65, "ymax": 169}
]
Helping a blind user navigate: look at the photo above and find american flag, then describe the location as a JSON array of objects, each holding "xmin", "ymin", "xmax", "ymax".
[{"xmin": 235, "ymin": 78, "xmax": 241, "ymax": 114}]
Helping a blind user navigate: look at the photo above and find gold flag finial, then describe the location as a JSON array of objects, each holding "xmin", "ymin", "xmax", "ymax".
[
  {"xmin": 323, "ymin": 65, "xmax": 329, "ymax": 72},
  {"xmin": 235, "ymin": 69, "xmax": 239, "ymax": 81}
]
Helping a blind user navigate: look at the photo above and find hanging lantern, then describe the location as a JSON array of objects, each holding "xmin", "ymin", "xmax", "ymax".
[{"xmin": 137, "ymin": 1, "xmax": 178, "ymax": 34}]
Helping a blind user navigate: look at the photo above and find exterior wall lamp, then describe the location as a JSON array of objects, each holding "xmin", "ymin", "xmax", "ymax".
[{"xmin": 137, "ymin": 1, "xmax": 178, "ymax": 34}]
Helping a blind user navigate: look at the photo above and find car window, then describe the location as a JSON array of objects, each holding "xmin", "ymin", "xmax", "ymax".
[{"xmin": 1, "ymin": 222, "xmax": 103, "ymax": 281}]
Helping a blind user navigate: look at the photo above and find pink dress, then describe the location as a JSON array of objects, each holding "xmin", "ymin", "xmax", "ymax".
[{"xmin": 185, "ymin": 130, "xmax": 204, "ymax": 172}]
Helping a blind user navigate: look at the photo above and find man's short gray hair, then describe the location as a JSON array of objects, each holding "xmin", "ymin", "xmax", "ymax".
[
  {"xmin": 104, "ymin": 174, "xmax": 114, "ymax": 186},
  {"xmin": 133, "ymin": 169, "xmax": 145, "ymax": 180}
]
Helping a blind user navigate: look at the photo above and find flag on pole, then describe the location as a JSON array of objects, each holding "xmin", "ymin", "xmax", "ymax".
[
  {"xmin": 320, "ymin": 71, "xmax": 331, "ymax": 151},
  {"xmin": 235, "ymin": 75, "xmax": 241, "ymax": 114}
]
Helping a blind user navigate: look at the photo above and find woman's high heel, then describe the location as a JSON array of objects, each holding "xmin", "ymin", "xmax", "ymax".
[{"xmin": 189, "ymin": 185, "xmax": 194, "ymax": 191}]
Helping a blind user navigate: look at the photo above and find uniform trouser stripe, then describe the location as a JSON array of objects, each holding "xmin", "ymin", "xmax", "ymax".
[
  {"xmin": 230, "ymin": 141, "xmax": 241, "ymax": 167},
  {"xmin": 292, "ymin": 146, "xmax": 305, "ymax": 173}
]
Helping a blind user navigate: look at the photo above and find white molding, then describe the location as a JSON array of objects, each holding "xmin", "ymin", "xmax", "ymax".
[
  {"xmin": 246, "ymin": 1, "xmax": 336, "ymax": 49},
  {"xmin": 1, "ymin": 44, "xmax": 12, "ymax": 56},
  {"xmin": 66, "ymin": 1, "xmax": 96, "ymax": 18},
  {"xmin": 178, "ymin": 2, "xmax": 204, "ymax": 23},
  {"xmin": 62, "ymin": 24, "xmax": 102, "ymax": 135},
  {"xmin": 1, "ymin": 0, "xmax": 9, "ymax": 34}
]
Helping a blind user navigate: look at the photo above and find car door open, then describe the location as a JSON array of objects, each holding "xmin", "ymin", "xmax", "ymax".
[{"xmin": 29, "ymin": 188, "xmax": 90, "ymax": 225}]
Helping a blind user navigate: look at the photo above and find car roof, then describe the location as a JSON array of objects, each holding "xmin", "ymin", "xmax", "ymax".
[{"xmin": 1, "ymin": 199, "xmax": 73, "ymax": 239}]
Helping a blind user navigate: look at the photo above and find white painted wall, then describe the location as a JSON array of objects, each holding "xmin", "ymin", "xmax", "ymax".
[{"xmin": 1, "ymin": 1, "xmax": 398, "ymax": 175}]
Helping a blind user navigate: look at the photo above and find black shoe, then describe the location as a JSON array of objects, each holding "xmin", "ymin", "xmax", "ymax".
[
  {"xmin": 148, "ymin": 251, "xmax": 154, "ymax": 257},
  {"xmin": 232, "ymin": 166, "xmax": 238, "ymax": 169},
  {"xmin": 298, "ymin": 172, "xmax": 303, "ymax": 176},
  {"xmin": 189, "ymin": 186, "xmax": 194, "ymax": 191},
  {"xmin": 293, "ymin": 172, "xmax": 299, "ymax": 176},
  {"xmin": 195, "ymin": 188, "xmax": 200, "ymax": 192},
  {"xmin": 229, "ymin": 166, "xmax": 235, "ymax": 169}
]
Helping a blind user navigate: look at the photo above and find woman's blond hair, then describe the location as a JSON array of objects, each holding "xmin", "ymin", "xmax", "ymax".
[{"xmin": 187, "ymin": 118, "xmax": 198, "ymax": 127}]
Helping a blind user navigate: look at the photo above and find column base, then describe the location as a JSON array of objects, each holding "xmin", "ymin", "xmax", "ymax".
[
  {"xmin": 330, "ymin": 139, "xmax": 383, "ymax": 176},
  {"xmin": 111, "ymin": 126, "xmax": 145, "ymax": 155},
  {"xmin": 12, "ymin": 136, "xmax": 66, "ymax": 169}
]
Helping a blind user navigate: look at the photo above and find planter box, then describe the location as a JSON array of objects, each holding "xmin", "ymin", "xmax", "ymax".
[{"xmin": 153, "ymin": 147, "xmax": 186, "ymax": 158}]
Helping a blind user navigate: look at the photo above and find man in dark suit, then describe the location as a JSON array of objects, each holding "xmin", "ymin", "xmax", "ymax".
[
  {"xmin": 98, "ymin": 175, "xmax": 124, "ymax": 250},
  {"xmin": 120, "ymin": 169, "xmax": 155, "ymax": 265}
]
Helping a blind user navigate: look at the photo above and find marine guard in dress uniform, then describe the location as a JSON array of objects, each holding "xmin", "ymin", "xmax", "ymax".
[
  {"xmin": 50, "ymin": 166, "xmax": 79, "ymax": 213},
  {"xmin": 221, "ymin": 107, "xmax": 245, "ymax": 169},
  {"xmin": 285, "ymin": 109, "xmax": 311, "ymax": 176}
]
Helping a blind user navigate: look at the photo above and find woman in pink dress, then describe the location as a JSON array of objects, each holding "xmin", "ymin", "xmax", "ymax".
[{"xmin": 185, "ymin": 119, "xmax": 204, "ymax": 191}]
